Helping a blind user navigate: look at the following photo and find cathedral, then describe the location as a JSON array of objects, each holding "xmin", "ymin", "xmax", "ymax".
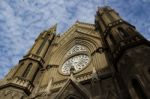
[{"xmin": 0, "ymin": 6, "xmax": 150, "ymax": 99}]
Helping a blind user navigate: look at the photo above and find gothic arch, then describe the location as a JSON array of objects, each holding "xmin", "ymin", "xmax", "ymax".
[{"xmin": 49, "ymin": 36, "xmax": 100, "ymax": 66}]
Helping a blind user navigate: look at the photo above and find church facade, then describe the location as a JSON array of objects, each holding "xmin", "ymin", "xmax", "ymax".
[{"xmin": 0, "ymin": 6, "xmax": 150, "ymax": 99}]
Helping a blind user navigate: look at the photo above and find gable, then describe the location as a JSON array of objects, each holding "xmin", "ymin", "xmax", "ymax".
[{"xmin": 55, "ymin": 79, "xmax": 91, "ymax": 99}]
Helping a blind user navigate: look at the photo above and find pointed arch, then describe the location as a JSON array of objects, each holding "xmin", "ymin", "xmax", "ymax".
[{"xmin": 49, "ymin": 35, "xmax": 100, "ymax": 65}]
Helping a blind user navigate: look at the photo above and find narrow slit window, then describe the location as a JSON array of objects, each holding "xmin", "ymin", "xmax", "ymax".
[{"xmin": 22, "ymin": 63, "xmax": 32, "ymax": 78}]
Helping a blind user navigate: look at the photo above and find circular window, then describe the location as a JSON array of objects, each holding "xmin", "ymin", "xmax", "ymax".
[{"xmin": 61, "ymin": 54, "xmax": 90, "ymax": 75}]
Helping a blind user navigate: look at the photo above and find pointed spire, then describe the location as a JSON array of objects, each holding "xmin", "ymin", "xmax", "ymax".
[{"xmin": 47, "ymin": 24, "xmax": 57, "ymax": 34}]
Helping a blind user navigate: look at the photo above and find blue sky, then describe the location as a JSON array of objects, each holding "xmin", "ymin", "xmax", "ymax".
[{"xmin": 0, "ymin": 0, "xmax": 150, "ymax": 79}]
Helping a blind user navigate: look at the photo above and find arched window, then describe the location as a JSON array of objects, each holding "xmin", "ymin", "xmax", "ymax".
[
  {"xmin": 131, "ymin": 79, "xmax": 147, "ymax": 99},
  {"xmin": 22, "ymin": 63, "xmax": 32, "ymax": 78},
  {"xmin": 118, "ymin": 27, "xmax": 129, "ymax": 38}
]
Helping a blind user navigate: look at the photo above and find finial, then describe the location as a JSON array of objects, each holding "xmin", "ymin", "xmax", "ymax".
[
  {"xmin": 75, "ymin": 20, "xmax": 79, "ymax": 25},
  {"xmin": 45, "ymin": 78, "xmax": 53, "ymax": 94},
  {"xmin": 47, "ymin": 24, "xmax": 57, "ymax": 33}
]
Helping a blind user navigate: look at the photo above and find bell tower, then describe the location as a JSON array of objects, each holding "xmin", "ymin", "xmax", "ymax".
[
  {"xmin": 0, "ymin": 25, "xmax": 56, "ymax": 98},
  {"xmin": 95, "ymin": 6, "xmax": 150, "ymax": 99}
]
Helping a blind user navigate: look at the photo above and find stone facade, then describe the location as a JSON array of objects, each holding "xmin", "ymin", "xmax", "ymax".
[{"xmin": 0, "ymin": 6, "xmax": 150, "ymax": 99}]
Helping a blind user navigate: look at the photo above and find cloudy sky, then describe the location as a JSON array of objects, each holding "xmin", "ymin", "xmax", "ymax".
[{"xmin": 0, "ymin": 0, "xmax": 150, "ymax": 79}]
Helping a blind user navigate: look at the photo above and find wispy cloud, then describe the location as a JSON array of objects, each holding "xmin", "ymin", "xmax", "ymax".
[{"xmin": 0, "ymin": 0, "xmax": 150, "ymax": 79}]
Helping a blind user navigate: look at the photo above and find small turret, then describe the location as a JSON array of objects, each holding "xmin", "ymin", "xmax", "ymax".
[{"xmin": 28, "ymin": 24, "xmax": 57, "ymax": 57}]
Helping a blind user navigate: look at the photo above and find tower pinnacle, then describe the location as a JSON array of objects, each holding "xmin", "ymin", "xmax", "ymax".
[{"xmin": 47, "ymin": 24, "xmax": 57, "ymax": 33}]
